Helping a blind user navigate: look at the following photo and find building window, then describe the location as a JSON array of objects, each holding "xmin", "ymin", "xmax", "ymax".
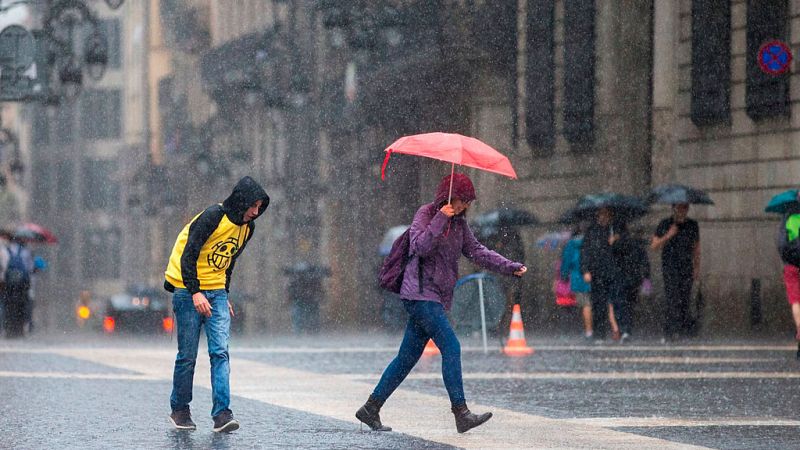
[
  {"xmin": 56, "ymin": 159, "xmax": 74, "ymax": 206},
  {"xmin": 691, "ymin": 0, "xmax": 731, "ymax": 126},
  {"xmin": 82, "ymin": 227, "xmax": 121, "ymax": 280},
  {"xmin": 82, "ymin": 159, "xmax": 119, "ymax": 211},
  {"xmin": 525, "ymin": 0, "xmax": 555, "ymax": 155},
  {"xmin": 746, "ymin": 0, "xmax": 790, "ymax": 120},
  {"xmin": 32, "ymin": 107, "xmax": 49, "ymax": 145},
  {"xmin": 100, "ymin": 19, "xmax": 122, "ymax": 69},
  {"xmin": 81, "ymin": 89, "xmax": 122, "ymax": 139},
  {"xmin": 562, "ymin": 0, "xmax": 595, "ymax": 148},
  {"xmin": 56, "ymin": 104, "xmax": 74, "ymax": 144},
  {"xmin": 56, "ymin": 231, "xmax": 73, "ymax": 278}
]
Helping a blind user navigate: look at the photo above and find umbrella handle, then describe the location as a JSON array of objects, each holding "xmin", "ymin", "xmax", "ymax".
[
  {"xmin": 448, "ymin": 162, "xmax": 454, "ymax": 204},
  {"xmin": 381, "ymin": 150, "xmax": 392, "ymax": 180}
]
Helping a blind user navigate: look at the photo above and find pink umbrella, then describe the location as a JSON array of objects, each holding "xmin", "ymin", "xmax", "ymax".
[
  {"xmin": 13, "ymin": 222, "xmax": 58, "ymax": 244},
  {"xmin": 381, "ymin": 132, "xmax": 517, "ymax": 203}
]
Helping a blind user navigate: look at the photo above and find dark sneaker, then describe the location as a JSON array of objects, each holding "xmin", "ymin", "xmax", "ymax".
[
  {"xmin": 213, "ymin": 410, "xmax": 240, "ymax": 433},
  {"xmin": 169, "ymin": 409, "xmax": 196, "ymax": 430}
]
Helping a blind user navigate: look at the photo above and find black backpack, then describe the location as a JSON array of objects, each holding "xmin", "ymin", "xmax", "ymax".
[
  {"xmin": 777, "ymin": 215, "xmax": 800, "ymax": 267},
  {"xmin": 5, "ymin": 245, "xmax": 31, "ymax": 291}
]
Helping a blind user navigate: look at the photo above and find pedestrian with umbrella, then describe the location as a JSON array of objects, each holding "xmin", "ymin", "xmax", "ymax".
[
  {"xmin": 568, "ymin": 193, "xmax": 648, "ymax": 342},
  {"xmin": 471, "ymin": 207, "xmax": 535, "ymax": 333},
  {"xmin": 359, "ymin": 133, "xmax": 527, "ymax": 433},
  {"xmin": 765, "ymin": 189, "xmax": 800, "ymax": 358},
  {"xmin": 648, "ymin": 184, "xmax": 712, "ymax": 341}
]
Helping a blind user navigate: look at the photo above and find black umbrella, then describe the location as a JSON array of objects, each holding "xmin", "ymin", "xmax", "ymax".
[
  {"xmin": 647, "ymin": 184, "xmax": 714, "ymax": 205},
  {"xmin": 471, "ymin": 207, "xmax": 538, "ymax": 238},
  {"xmin": 559, "ymin": 192, "xmax": 649, "ymax": 224}
]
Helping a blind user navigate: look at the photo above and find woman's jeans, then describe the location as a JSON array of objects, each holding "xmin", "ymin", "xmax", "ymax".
[
  {"xmin": 170, "ymin": 288, "xmax": 231, "ymax": 417},
  {"xmin": 372, "ymin": 299, "xmax": 465, "ymax": 406}
]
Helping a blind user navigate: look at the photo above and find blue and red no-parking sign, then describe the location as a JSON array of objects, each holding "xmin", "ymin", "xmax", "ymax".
[{"xmin": 758, "ymin": 40, "xmax": 792, "ymax": 75}]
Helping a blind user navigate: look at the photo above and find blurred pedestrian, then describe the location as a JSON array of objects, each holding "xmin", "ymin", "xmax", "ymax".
[
  {"xmin": 1, "ymin": 235, "xmax": 34, "ymax": 338},
  {"xmin": 560, "ymin": 224, "xmax": 592, "ymax": 340},
  {"xmin": 481, "ymin": 224, "xmax": 526, "ymax": 334},
  {"xmin": 164, "ymin": 176, "xmax": 269, "ymax": 433},
  {"xmin": 651, "ymin": 203, "xmax": 700, "ymax": 341},
  {"xmin": 581, "ymin": 207, "xmax": 624, "ymax": 341},
  {"xmin": 776, "ymin": 204, "xmax": 800, "ymax": 358},
  {"xmin": 357, "ymin": 173, "xmax": 527, "ymax": 433},
  {"xmin": 614, "ymin": 223, "xmax": 651, "ymax": 343}
]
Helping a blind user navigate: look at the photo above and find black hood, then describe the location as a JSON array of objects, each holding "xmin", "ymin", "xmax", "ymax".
[{"xmin": 222, "ymin": 176, "xmax": 270, "ymax": 225}]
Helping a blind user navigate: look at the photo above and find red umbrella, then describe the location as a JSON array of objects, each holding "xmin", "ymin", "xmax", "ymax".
[
  {"xmin": 381, "ymin": 132, "xmax": 517, "ymax": 203},
  {"xmin": 13, "ymin": 222, "xmax": 58, "ymax": 244}
]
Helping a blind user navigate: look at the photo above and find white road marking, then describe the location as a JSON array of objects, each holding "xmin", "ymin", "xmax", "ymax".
[
  {"xmin": 0, "ymin": 370, "xmax": 161, "ymax": 381},
  {"xmin": 565, "ymin": 417, "xmax": 800, "ymax": 427},
  {"xmin": 590, "ymin": 356, "xmax": 779, "ymax": 364},
  {"xmin": 345, "ymin": 371, "xmax": 800, "ymax": 381},
  {"xmin": 49, "ymin": 348, "xmax": 715, "ymax": 449}
]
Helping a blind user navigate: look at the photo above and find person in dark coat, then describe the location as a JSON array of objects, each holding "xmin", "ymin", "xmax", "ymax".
[
  {"xmin": 651, "ymin": 203, "xmax": 700, "ymax": 340},
  {"xmin": 580, "ymin": 207, "xmax": 624, "ymax": 341},
  {"xmin": 613, "ymin": 223, "xmax": 651, "ymax": 343},
  {"xmin": 481, "ymin": 224, "xmax": 526, "ymax": 334},
  {"xmin": 356, "ymin": 173, "xmax": 527, "ymax": 434}
]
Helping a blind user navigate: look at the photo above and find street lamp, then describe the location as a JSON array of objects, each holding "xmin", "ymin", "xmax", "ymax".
[{"xmin": 41, "ymin": 0, "xmax": 113, "ymax": 101}]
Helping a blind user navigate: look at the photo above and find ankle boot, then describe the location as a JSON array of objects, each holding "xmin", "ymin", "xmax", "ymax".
[
  {"xmin": 355, "ymin": 395, "xmax": 391, "ymax": 431},
  {"xmin": 451, "ymin": 403, "xmax": 492, "ymax": 433}
]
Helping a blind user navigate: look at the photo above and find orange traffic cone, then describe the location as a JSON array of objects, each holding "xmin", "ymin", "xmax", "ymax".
[
  {"xmin": 422, "ymin": 339, "xmax": 440, "ymax": 356},
  {"xmin": 503, "ymin": 304, "xmax": 534, "ymax": 356}
]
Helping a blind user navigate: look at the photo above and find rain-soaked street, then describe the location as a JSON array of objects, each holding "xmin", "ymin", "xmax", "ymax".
[{"xmin": 2, "ymin": 332, "xmax": 799, "ymax": 449}]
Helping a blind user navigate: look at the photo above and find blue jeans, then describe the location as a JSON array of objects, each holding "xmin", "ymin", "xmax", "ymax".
[
  {"xmin": 372, "ymin": 300, "xmax": 465, "ymax": 406},
  {"xmin": 170, "ymin": 288, "xmax": 231, "ymax": 417}
]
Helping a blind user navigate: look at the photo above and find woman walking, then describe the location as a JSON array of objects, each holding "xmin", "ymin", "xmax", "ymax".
[{"xmin": 357, "ymin": 173, "xmax": 527, "ymax": 433}]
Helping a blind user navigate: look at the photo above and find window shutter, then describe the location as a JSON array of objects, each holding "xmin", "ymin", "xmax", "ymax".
[
  {"xmin": 563, "ymin": 0, "xmax": 595, "ymax": 147},
  {"xmin": 525, "ymin": 0, "xmax": 555, "ymax": 154},
  {"xmin": 691, "ymin": 0, "xmax": 731, "ymax": 126}
]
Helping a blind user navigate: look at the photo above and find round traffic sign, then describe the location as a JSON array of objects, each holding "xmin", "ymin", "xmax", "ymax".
[{"xmin": 758, "ymin": 40, "xmax": 792, "ymax": 75}]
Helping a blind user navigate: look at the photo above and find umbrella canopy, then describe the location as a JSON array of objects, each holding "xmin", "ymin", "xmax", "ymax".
[
  {"xmin": 559, "ymin": 192, "xmax": 649, "ymax": 224},
  {"xmin": 647, "ymin": 183, "xmax": 714, "ymax": 205},
  {"xmin": 379, "ymin": 225, "xmax": 410, "ymax": 256},
  {"xmin": 381, "ymin": 132, "xmax": 517, "ymax": 181},
  {"xmin": 472, "ymin": 207, "xmax": 537, "ymax": 230},
  {"xmin": 765, "ymin": 189, "xmax": 800, "ymax": 214},
  {"xmin": 535, "ymin": 231, "xmax": 573, "ymax": 251},
  {"xmin": 13, "ymin": 222, "xmax": 58, "ymax": 244}
]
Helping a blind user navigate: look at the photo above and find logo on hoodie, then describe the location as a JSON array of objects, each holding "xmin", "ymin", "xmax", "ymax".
[{"xmin": 207, "ymin": 237, "xmax": 239, "ymax": 270}]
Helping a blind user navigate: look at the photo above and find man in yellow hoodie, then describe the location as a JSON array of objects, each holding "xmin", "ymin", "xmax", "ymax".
[{"xmin": 165, "ymin": 176, "xmax": 269, "ymax": 433}]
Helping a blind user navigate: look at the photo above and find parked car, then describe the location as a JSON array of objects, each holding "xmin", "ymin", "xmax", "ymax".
[{"xmin": 77, "ymin": 284, "xmax": 173, "ymax": 334}]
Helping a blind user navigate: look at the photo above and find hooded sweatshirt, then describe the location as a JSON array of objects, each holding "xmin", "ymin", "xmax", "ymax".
[
  {"xmin": 165, "ymin": 176, "xmax": 270, "ymax": 294},
  {"xmin": 400, "ymin": 173, "xmax": 523, "ymax": 311}
]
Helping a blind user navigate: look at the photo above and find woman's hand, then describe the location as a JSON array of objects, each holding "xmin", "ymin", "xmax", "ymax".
[
  {"xmin": 439, "ymin": 204, "xmax": 456, "ymax": 217},
  {"xmin": 228, "ymin": 300, "xmax": 235, "ymax": 318},
  {"xmin": 513, "ymin": 266, "xmax": 527, "ymax": 277},
  {"xmin": 583, "ymin": 272, "xmax": 592, "ymax": 284}
]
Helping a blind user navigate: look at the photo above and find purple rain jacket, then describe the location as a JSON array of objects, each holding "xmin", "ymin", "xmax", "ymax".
[{"xmin": 399, "ymin": 173, "xmax": 524, "ymax": 311}]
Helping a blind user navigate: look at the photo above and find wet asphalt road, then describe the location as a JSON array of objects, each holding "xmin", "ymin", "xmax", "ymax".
[{"xmin": 1, "ymin": 332, "xmax": 799, "ymax": 449}]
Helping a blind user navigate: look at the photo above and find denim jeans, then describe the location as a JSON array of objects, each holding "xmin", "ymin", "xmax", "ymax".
[
  {"xmin": 170, "ymin": 288, "xmax": 231, "ymax": 417},
  {"xmin": 372, "ymin": 299, "xmax": 465, "ymax": 406}
]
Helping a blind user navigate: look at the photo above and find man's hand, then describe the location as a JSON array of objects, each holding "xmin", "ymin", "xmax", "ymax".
[
  {"xmin": 583, "ymin": 272, "xmax": 592, "ymax": 284},
  {"xmin": 440, "ymin": 204, "xmax": 456, "ymax": 217},
  {"xmin": 228, "ymin": 300, "xmax": 235, "ymax": 318},
  {"xmin": 665, "ymin": 224, "xmax": 679, "ymax": 239},
  {"xmin": 513, "ymin": 266, "xmax": 527, "ymax": 277},
  {"xmin": 608, "ymin": 234, "xmax": 620, "ymax": 245},
  {"xmin": 192, "ymin": 292, "xmax": 212, "ymax": 318}
]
